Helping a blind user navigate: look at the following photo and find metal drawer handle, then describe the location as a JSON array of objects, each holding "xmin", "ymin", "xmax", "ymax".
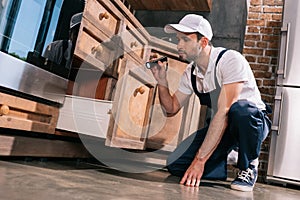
[
  {"xmin": 0, "ymin": 104, "xmax": 10, "ymax": 116},
  {"xmin": 130, "ymin": 41, "xmax": 138, "ymax": 48},
  {"xmin": 134, "ymin": 86, "xmax": 145, "ymax": 97},
  {"xmin": 91, "ymin": 45, "xmax": 103, "ymax": 55},
  {"xmin": 99, "ymin": 12, "xmax": 109, "ymax": 20}
]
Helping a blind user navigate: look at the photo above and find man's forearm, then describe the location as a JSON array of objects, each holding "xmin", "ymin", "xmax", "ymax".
[
  {"xmin": 196, "ymin": 111, "xmax": 228, "ymax": 162},
  {"xmin": 157, "ymin": 83, "xmax": 176, "ymax": 114}
]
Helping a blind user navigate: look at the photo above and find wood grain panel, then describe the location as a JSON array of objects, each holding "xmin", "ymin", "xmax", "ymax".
[{"xmin": 106, "ymin": 60, "xmax": 157, "ymax": 150}]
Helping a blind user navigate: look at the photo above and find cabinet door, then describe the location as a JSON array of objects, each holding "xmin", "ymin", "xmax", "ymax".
[
  {"xmin": 146, "ymin": 54, "xmax": 201, "ymax": 151},
  {"xmin": 105, "ymin": 59, "xmax": 156, "ymax": 150}
]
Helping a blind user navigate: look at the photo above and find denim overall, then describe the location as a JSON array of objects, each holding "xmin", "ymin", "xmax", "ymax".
[{"xmin": 167, "ymin": 49, "xmax": 271, "ymax": 180}]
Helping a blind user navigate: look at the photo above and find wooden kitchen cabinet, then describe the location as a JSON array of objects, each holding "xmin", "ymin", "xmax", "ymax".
[
  {"xmin": 59, "ymin": 0, "xmax": 202, "ymax": 152},
  {"xmin": 105, "ymin": 59, "xmax": 156, "ymax": 150}
]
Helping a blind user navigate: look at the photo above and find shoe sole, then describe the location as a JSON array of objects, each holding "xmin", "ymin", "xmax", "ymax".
[{"xmin": 230, "ymin": 184, "xmax": 254, "ymax": 192}]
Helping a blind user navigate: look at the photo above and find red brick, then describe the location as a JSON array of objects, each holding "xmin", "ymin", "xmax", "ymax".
[
  {"xmin": 249, "ymin": 6, "xmax": 263, "ymax": 12},
  {"xmin": 262, "ymin": 35, "xmax": 280, "ymax": 41},
  {"xmin": 245, "ymin": 56, "xmax": 257, "ymax": 62},
  {"xmin": 260, "ymin": 27, "xmax": 273, "ymax": 34},
  {"xmin": 248, "ymin": 13, "xmax": 260, "ymax": 19},
  {"xmin": 263, "ymin": 0, "xmax": 283, "ymax": 6},
  {"xmin": 263, "ymin": 7, "xmax": 283, "ymax": 13},
  {"xmin": 254, "ymin": 71, "xmax": 267, "ymax": 78},
  {"xmin": 259, "ymin": 87, "xmax": 276, "ymax": 95},
  {"xmin": 269, "ymin": 41, "xmax": 279, "ymax": 49},
  {"xmin": 272, "ymin": 14, "xmax": 282, "ymax": 21},
  {"xmin": 243, "ymin": 48, "xmax": 264, "ymax": 55},
  {"xmin": 263, "ymin": 79, "xmax": 276, "ymax": 86},
  {"xmin": 267, "ymin": 21, "xmax": 282, "ymax": 27},
  {"xmin": 251, "ymin": 0, "xmax": 262, "ymax": 6},
  {"xmin": 245, "ymin": 34, "xmax": 261, "ymax": 41},
  {"xmin": 245, "ymin": 41, "xmax": 256, "ymax": 47},
  {"xmin": 258, "ymin": 57, "xmax": 271, "ymax": 64},
  {"xmin": 256, "ymin": 79, "xmax": 263, "ymax": 87},
  {"xmin": 265, "ymin": 49, "xmax": 278, "ymax": 56},
  {"xmin": 247, "ymin": 19, "xmax": 265, "ymax": 26},
  {"xmin": 257, "ymin": 41, "xmax": 268, "ymax": 48},
  {"xmin": 260, "ymin": 13, "xmax": 273, "ymax": 20},
  {"xmin": 248, "ymin": 26, "xmax": 260, "ymax": 33},
  {"xmin": 250, "ymin": 64, "xmax": 269, "ymax": 71},
  {"xmin": 254, "ymin": 71, "xmax": 273, "ymax": 79}
]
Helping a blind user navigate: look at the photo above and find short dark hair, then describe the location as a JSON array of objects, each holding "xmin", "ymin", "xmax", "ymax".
[
  {"xmin": 196, "ymin": 33, "xmax": 204, "ymax": 41},
  {"xmin": 196, "ymin": 32, "xmax": 212, "ymax": 45}
]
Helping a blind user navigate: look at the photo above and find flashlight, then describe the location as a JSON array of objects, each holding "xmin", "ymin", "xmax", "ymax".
[{"xmin": 145, "ymin": 56, "xmax": 168, "ymax": 69}]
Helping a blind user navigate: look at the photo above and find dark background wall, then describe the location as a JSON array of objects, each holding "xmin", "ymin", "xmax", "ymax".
[{"xmin": 134, "ymin": 0, "xmax": 248, "ymax": 52}]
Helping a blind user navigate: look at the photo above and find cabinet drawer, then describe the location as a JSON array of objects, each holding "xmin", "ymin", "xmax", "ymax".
[
  {"xmin": 84, "ymin": 0, "xmax": 122, "ymax": 38},
  {"xmin": 75, "ymin": 18, "xmax": 117, "ymax": 72},
  {"xmin": 0, "ymin": 92, "xmax": 59, "ymax": 134},
  {"xmin": 56, "ymin": 95, "xmax": 112, "ymax": 138},
  {"xmin": 120, "ymin": 20, "xmax": 148, "ymax": 61}
]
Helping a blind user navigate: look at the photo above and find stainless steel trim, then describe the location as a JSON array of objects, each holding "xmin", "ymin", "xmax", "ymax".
[
  {"xmin": 277, "ymin": 23, "xmax": 290, "ymax": 78},
  {"xmin": 283, "ymin": 22, "xmax": 290, "ymax": 79},
  {"xmin": 277, "ymin": 90, "xmax": 284, "ymax": 136},
  {"xmin": 267, "ymin": 176, "xmax": 300, "ymax": 186},
  {"xmin": 0, "ymin": 51, "xmax": 67, "ymax": 104}
]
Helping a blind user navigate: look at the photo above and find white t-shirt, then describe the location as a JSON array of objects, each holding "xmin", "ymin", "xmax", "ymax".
[{"xmin": 178, "ymin": 47, "xmax": 266, "ymax": 110}]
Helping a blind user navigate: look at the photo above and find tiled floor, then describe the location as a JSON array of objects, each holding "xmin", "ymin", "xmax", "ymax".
[{"xmin": 0, "ymin": 159, "xmax": 299, "ymax": 200}]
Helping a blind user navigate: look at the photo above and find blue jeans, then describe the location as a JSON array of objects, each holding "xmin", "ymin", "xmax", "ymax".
[{"xmin": 166, "ymin": 100, "xmax": 271, "ymax": 180}]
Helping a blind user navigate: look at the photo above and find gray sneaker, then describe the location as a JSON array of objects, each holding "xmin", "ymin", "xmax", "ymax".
[{"xmin": 230, "ymin": 167, "xmax": 258, "ymax": 192}]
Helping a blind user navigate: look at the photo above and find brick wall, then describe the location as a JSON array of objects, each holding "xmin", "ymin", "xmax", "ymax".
[{"xmin": 243, "ymin": 0, "xmax": 283, "ymax": 182}]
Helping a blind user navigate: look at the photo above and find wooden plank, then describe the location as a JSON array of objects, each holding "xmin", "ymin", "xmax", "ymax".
[
  {"xmin": 0, "ymin": 92, "xmax": 59, "ymax": 134},
  {"xmin": 125, "ymin": 0, "xmax": 212, "ymax": 11},
  {"xmin": 0, "ymin": 92, "xmax": 57, "ymax": 116},
  {"xmin": 0, "ymin": 135, "xmax": 91, "ymax": 158}
]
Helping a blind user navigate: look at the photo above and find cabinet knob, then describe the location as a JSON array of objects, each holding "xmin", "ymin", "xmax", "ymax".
[
  {"xmin": 91, "ymin": 45, "xmax": 103, "ymax": 55},
  {"xmin": 134, "ymin": 86, "xmax": 145, "ymax": 97},
  {"xmin": 0, "ymin": 104, "xmax": 9, "ymax": 116},
  {"xmin": 130, "ymin": 41, "xmax": 138, "ymax": 48},
  {"xmin": 99, "ymin": 12, "xmax": 109, "ymax": 20}
]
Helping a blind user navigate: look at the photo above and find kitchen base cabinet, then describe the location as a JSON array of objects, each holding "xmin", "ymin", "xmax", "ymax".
[{"xmin": 56, "ymin": 0, "xmax": 203, "ymax": 154}]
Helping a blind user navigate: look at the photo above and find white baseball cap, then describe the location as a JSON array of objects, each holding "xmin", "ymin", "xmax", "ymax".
[{"xmin": 164, "ymin": 14, "xmax": 213, "ymax": 41}]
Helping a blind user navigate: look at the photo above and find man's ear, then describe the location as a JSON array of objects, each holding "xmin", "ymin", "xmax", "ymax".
[{"xmin": 200, "ymin": 37, "xmax": 209, "ymax": 48}]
